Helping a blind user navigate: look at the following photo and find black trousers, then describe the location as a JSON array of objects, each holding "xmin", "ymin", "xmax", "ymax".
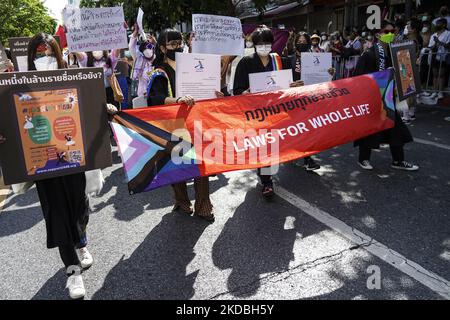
[
  {"xmin": 257, "ymin": 168, "xmax": 273, "ymax": 185},
  {"xmin": 359, "ymin": 145, "xmax": 404, "ymax": 163},
  {"xmin": 59, "ymin": 246, "xmax": 80, "ymax": 270}
]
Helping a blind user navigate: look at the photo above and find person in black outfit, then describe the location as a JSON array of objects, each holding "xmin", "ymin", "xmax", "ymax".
[
  {"xmin": 233, "ymin": 25, "xmax": 303, "ymax": 199},
  {"xmin": 146, "ymin": 28, "xmax": 224, "ymax": 222},
  {"xmin": 353, "ymin": 21, "xmax": 419, "ymax": 171}
]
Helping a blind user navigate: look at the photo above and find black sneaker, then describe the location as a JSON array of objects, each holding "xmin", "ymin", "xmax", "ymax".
[
  {"xmin": 261, "ymin": 183, "xmax": 275, "ymax": 199},
  {"xmin": 391, "ymin": 161, "xmax": 419, "ymax": 171},
  {"xmin": 304, "ymin": 158, "xmax": 321, "ymax": 171}
]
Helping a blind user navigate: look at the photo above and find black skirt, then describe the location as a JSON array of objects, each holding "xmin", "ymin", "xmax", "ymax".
[
  {"xmin": 35, "ymin": 173, "xmax": 89, "ymax": 249},
  {"xmin": 354, "ymin": 112, "xmax": 413, "ymax": 149}
]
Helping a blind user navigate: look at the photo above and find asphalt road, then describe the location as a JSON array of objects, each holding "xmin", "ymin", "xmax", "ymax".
[{"xmin": 0, "ymin": 104, "xmax": 449, "ymax": 300}]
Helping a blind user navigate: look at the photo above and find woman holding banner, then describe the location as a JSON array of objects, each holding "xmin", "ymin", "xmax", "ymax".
[
  {"xmin": 353, "ymin": 21, "xmax": 419, "ymax": 172},
  {"xmin": 146, "ymin": 28, "xmax": 223, "ymax": 222},
  {"xmin": 233, "ymin": 25, "xmax": 303, "ymax": 199},
  {"xmin": 25, "ymin": 33, "xmax": 92, "ymax": 299}
]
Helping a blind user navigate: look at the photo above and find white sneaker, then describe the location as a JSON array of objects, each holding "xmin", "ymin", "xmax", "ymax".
[
  {"xmin": 66, "ymin": 271, "xmax": 85, "ymax": 299},
  {"xmin": 430, "ymin": 92, "xmax": 438, "ymax": 99},
  {"xmin": 437, "ymin": 92, "xmax": 444, "ymax": 99},
  {"xmin": 358, "ymin": 160, "xmax": 373, "ymax": 170},
  {"xmin": 77, "ymin": 247, "xmax": 93, "ymax": 269}
]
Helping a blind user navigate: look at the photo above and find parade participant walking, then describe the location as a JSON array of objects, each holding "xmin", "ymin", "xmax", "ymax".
[
  {"xmin": 146, "ymin": 28, "xmax": 223, "ymax": 222},
  {"xmin": 26, "ymin": 33, "xmax": 93, "ymax": 299},
  {"xmin": 353, "ymin": 21, "xmax": 419, "ymax": 172},
  {"xmin": 233, "ymin": 25, "xmax": 303, "ymax": 198}
]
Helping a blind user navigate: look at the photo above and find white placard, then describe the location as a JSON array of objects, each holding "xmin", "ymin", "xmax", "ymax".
[
  {"xmin": 63, "ymin": 6, "xmax": 128, "ymax": 52},
  {"xmin": 191, "ymin": 14, "xmax": 244, "ymax": 56},
  {"xmin": 16, "ymin": 56, "xmax": 28, "ymax": 72},
  {"xmin": 249, "ymin": 69, "xmax": 293, "ymax": 93},
  {"xmin": 301, "ymin": 52, "xmax": 332, "ymax": 85},
  {"xmin": 176, "ymin": 52, "xmax": 221, "ymax": 101},
  {"xmin": 137, "ymin": 8, "xmax": 146, "ymax": 39}
]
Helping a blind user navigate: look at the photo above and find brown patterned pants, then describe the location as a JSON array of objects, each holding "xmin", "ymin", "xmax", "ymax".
[{"xmin": 171, "ymin": 177, "xmax": 213, "ymax": 217}]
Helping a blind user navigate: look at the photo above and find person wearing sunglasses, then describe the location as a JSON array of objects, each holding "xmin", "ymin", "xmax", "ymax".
[
  {"xmin": 129, "ymin": 23, "xmax": 157, "ymax": 98},
  {"xmin": 353, "ymin": 20, "xmax": 419, "ymax": 172}
]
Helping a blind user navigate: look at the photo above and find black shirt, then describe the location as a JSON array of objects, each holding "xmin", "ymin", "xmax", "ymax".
[
  {"xmin": 147, "ymin": 63, "xmax": 176, "ymax": 107},
  {"xmin": 233, "ymin": 53, "xmax": 293, "ymax": 96}
]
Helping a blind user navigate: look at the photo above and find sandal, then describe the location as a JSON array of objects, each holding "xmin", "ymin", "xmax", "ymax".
[{"xmin": 172, "ymin": 204, "xmax": 193, "ymax": 215}]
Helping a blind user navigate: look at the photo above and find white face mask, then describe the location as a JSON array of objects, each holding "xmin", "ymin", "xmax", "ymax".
[
  {"xmin": 246, "ymin": 41, "xmax": 253, "ymax": 48},
  {"xmin": 93, "ymin": 51, "xmax": 103, "ymax": 60},
  {"xmin": 143, "ymin": 48, "xmax": 154, "ymax": 59},
  {"xmin": 421, "ymin": 27, "xmax": 429, "ymax": 34},
  {"xmin": 34, "ymin": 56, "xmax": 58, "ymax": 71},
  {"xmin": 255, "ymin": 44, "xmax": 272, "ymax": 57}
]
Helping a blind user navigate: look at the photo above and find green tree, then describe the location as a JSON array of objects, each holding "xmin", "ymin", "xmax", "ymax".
[
  {"xmin": 0, "ymin": 0, "xmax": 57, "ymax": 45},
  {"xmin": 79, "ymin": 0, "xmax": 270, "ymax": 32}
]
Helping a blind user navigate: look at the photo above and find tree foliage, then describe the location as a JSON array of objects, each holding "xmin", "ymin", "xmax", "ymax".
[
  {"xmin": 0, "ymin": 0, "xmax": 57, "ymax": 45},
  {"xmin": 79, "ymin": 0, "xmax": 270, "ymax": 32}
]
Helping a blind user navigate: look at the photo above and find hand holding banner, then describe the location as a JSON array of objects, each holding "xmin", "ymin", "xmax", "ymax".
[{"xmin": 111, "ymin": 69, "xmax": 396, "ymax": 194}]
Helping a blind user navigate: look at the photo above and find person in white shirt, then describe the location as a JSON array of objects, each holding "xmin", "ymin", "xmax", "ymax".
[{"xmin": 428, "ymin": 18, "xmax": 450, "ymax": 100}]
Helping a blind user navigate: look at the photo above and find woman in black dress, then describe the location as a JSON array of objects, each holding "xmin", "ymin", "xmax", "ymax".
[
  {"xmin": 146, "ymin": 29, "xmax": 223, "ymax": 222},
  {"xmin": 233, "ymin": 26, "xmax": 303, "ymax": 199},
  {"xmin": 27, "ymin": 33, "xmax": 92, "ymax": 299},
  {"xmin": 353, "ymin": 21, "xmax": 419, "ymax": 171}
]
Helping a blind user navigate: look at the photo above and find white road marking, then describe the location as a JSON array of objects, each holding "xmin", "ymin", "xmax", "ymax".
[
  {"xmin": 276, "ymin": 185, "xmax": 450, "ymax": 300},
  {"xmin": 414, "ymin": 138, "xmax": 450, "ymax": 151}
]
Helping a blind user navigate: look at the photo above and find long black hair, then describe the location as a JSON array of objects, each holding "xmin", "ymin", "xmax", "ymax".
[
  {"xmin": 86, "ymin": 50, "xmax": 112, "ymax": 68},
  {"xmin": 27, "ymin": 33, "xmax": 65, "ymax": 71},
  {"xmin": 153, "ymin": 28, "xmax": 183, "ymax": 67}
]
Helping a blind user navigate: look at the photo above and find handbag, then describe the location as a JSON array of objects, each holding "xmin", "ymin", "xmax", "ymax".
[{"xmin": 108, "ymin": 73, "xmax": 124, "ymax": 104}]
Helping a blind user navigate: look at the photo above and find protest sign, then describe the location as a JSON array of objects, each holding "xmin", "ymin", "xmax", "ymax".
[
  {"xmin": 176, "ymin": 52, "xmax": 221, "ymax": 101},
  {"xmin": 0, "ymin": 68, "xmax": 112, "ymax": 185},
  {"xmin": 390, "ymin": 41, "xmax": 421, "ymax": 101},
  {"xmin": 301, "ymin": 52, "xmax": 332, "ymax": 85},
  {"xmin": 191, "ymin": 14, "xmax": 244, "ymax": 56},
  {"xmin": 63, "ymin": 6, "xmax": 128, "ymax": 52},
  {"xmin": 9, "ymin": 37, "xmax": 31, "ymax": 71},
  {"xmin": 249, "ymin": 69, "xmax": 293, "ymax": 93},
  {"xmin": 111, "ymin": 69, "xmax": 395, "ymax": 194}
]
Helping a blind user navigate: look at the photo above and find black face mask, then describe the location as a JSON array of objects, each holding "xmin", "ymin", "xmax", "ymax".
[
  {"xmin": 166, "ymin": 47, "xmax": 183, "ymax": 61},
  {"xmin": 296, "ymin": 44, "xmax": 310, "ymax": 52}
]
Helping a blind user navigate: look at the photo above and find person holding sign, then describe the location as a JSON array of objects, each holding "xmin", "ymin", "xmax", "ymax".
[
  {"xmin": 353, "ymin": 21, "xmax": 419, "ymax": 172},
  {"xmin": 74, "ymin": 49, "xmax": 120, "ymax": 105},
  {"xmin": 146, "ymin": 28, "xmax": 223, "ymax": 222},
  {"xmin": 22, "ymin": 33, "xmax": 93, "ymax": 299},
  {"xmin": 129, "ymin": 23, "xmax": 156, "ymax": 98},
  {"xmin": 233, "ymin": 25, "xmax": 303, "ymax": 199}
]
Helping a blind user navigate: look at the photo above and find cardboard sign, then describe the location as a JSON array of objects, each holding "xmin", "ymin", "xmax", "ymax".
[
  {"xmin": 191, "ymin": 14, "xmax": 244, "ymax": 56},
  {"xmin": 390, "ymin": 41, "xmax": 421, "ymax": 101},
  {"xmin": 0, "ymin": 68, "xmax": 112, "ymax": 184},
  {"xmin": 63, "ymin": 6, "xmax": 128, "ymax": 52}
]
